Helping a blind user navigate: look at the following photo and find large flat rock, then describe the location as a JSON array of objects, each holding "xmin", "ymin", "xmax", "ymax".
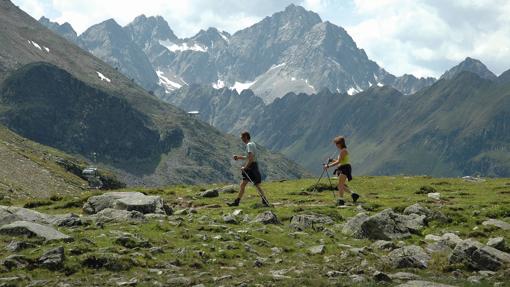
[
  {"xmin": 0, "ymin": 221, "xmax": 72, "ymax": 242},
  {"xmin": 83, "ymin": 192, "xmax": 167, "ymax": 214},
  {"xmin": 449, "ymin": 239, "xmax": 510, "ymax": 271}
]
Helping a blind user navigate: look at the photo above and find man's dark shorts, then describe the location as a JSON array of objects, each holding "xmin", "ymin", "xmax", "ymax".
[
  {"xmin": 242, "ymin": 162, "xmax": 262, "ymax": 184},
  {"xmin": 334, "ymin": 164, "xmax": 353, "ymax": 181}
]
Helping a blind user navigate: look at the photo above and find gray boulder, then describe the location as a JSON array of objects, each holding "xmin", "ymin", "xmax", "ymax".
[
  {"xmin": 371, "ymin": 240, "xmax": 397, "ymax": 251},
  {"xmin": 449, "ymin": 239, "xmax": 510, "ymax": 271},
  {"xmin": 1, "ymin": 255, "xmax": 33, "ymax": 270},
  {"xmin": 5, "ymin": 240, "xmax": 37, "ymax": 252},
  {"xmin": 387, "ymin": 245, "xmax": 431, "ymax": 269},
  {"xmin": 343, "ymin": 209, "xmax": 426, "ymax": 240},
  {"xmin": 83, "ymin": 192, "xmax": 168, "ymax": 215},
  {"xmin": 403, "ymin": 203, "xmax": 448, "ymax": 223},
  {"xmin": 200, "ymin": 189, "xmax": 219, "ymax": 198},
  {"xmin": 0, "ymin": 221, "xmax": 72, "ymax": 242},
  {"xmin": 487, "ymin": 237, "xmax": 506, "ymax": 252},
  {"xmin": 252, "ymin": 211, "xmax": 280, "ymax": 225},
  {"xmin": 308, "ymin": 245, "xmax": 325, "ymax": 255},
  {"xmin": 0, "ymin": 205, "xmax": 52, "ymax": 225},
  {"xmin": 48, "ymin": 213, "xmax": 83, "ymax": 227},
  {"xmin": 290, "ymin": 213, "xmax": 334, "ymax": 231},
  {"xmin": 373, "ymin": 271, "xmax": 392, "ymax": 282},
  {"xmin": 482, "ymin": 219, "xmax": 510, "ymax": 231},
  {"xmin": 38, "ymin": 246, "xmax": 65, "ymax": 270}
]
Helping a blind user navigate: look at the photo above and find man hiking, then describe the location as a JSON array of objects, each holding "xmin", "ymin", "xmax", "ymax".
[
  {"xmin": 324, "ymin": 136, "xmax": 360, "ymax": 206},
  {"xmin": 227, "ymin": 131, "xmax": 270, "ymax": 207}
]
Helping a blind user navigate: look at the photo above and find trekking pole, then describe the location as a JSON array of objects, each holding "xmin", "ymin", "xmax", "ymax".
[
  {"xmin": 241, "ymin": 168, "xmax": 271, "ymax": 207},
  {"xmin": 311, "ymin": 152, "xmax": 335, "ymax": 193},
  {"xmin": 310, "ymin": 168, "xmax": 326, "ymax": 193}
]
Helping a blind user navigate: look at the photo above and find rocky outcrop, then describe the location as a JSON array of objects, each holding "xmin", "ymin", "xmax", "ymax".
[
  {"xmin": 252, "ymin": 211, "xmax": 280, "ymax": 225},
  {"xmin": 0, "ymin": 221, "xmax": 72, "ymax": 242},
  {"xmin": 83, "ymin": 192, "xmax": 170, "ymax": 215},
  {"xmin": 449, "ymin": 239, "xmax": 510, "ymax": 271},
  {"xmin": 290, "ymin": 213, "xmax": 334, "ymax": 231},
  {"xmin": 387, "ymin": 245, "xmax": 431, "ymax": 269},
  {"xmin": 342, "ymin": 209, "xmax": 426, "ymax": 240}
]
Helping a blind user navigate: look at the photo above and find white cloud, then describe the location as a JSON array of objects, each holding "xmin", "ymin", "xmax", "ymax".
[{"xmin": 347, "ymin": 0, "xmax": 510, "ymax": 77}]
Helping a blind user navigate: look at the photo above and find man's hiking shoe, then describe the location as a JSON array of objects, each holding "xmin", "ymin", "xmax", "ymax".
[
  {"xmin": 227, "ymin": 198, "xmax": 240, "ymax": 207},
  {"xmin": 351, "ymin": 193, "xmax": 360, "ymax": 203},
  {"xmin": 337, "ymin": 199, "xmax": 345, "ymax": 206}
]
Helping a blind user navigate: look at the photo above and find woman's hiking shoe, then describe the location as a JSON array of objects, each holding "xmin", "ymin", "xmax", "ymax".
[
  {"xmin": 351, "ymin": 193, "xmax": 360, "ymax": 203},
  {"xmin": 337, "ymin": 199, "xmax": 345, "ymax": 206},
  {"xmin": 227, "ymin": 198, "xmax": 240, "ymax": 206}
]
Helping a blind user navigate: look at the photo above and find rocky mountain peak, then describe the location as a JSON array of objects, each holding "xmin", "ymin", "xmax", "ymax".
[
  {"xmin": 124, "ymin": 14, "xmax": 178, "ymax": 47},
  {"xmin": 38, "ymin": 16, "xmax": 78, "ymax": 43},
  {"xmin": 440, "ymin": 57, "xmax": 497, "ymax": 81}
]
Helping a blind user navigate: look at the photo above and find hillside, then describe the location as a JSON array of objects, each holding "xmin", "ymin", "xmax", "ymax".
[
  {"xmin": 0, "ymin": 123, "xmax": 90, "ymax": 199},
  {"xmin": 0, "ymin": 176, "xmax": 509, "ymax": 285},
  {"xmin": 0, "ymin": 0, "xmax": 308, "ymax": 186}
]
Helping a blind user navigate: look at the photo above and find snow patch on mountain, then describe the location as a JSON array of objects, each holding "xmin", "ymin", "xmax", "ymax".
[
  {"xmin": 157, "ymin": 70, "xmax": 182, "ymax": 92},
  {"xmin": 212, "ymin": 79, "xmax": 225, "ymax": 89},
  {"xmin": 231, "ymin": 81, "xmax": 255, "ymax": 93},
  {"xmin": 268, "ymin": 63, "xmax": 286, "ymax": 71},
  {"xmin": 159, "ymin": 40, "xmax": 208, "ymax": 53},
  {"xmin": 347, "ymin": 87, "xmax": 362, "ymax": 96},
  {"xmin": 220, "ymin": 32, "xmax": 230, "ymax": 43},
  {"xmin": 96, "ymin": 71, "xmax": 111, "ymax": 83}
]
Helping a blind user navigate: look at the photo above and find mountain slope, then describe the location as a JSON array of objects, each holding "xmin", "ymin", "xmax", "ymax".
[
  {"xmin": 0, "ymin": 123, "xmax": 88, "ymax": 199},
  {"xmin": 79, "ymin": 19, "xmax": 161, "ymax": 92},
  {"xmin": 0, "ymin": 0, "xmax": 308, "ymax": 185},
  {"xmin": 167, "ymin": 64, "xmax": 510, "ymax": 177}
]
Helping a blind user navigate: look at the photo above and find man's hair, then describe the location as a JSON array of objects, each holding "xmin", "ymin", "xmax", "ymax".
[
  {"xmin": 241, "ymin": 131, "xmax": 251, "ymax": 140},
  {"xmin": 333, "ymin": 136, "xmax": 346, "ymax": 148}
]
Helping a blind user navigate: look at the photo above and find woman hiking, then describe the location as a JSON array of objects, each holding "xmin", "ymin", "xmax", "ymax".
[{"xmin": 324, "ymin": 136, "xmax": 360, "ymax": 206}]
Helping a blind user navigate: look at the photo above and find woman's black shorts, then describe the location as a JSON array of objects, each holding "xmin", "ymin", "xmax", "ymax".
[
  {"xmin": 334, "ymin": 164, "xmax": 352, "ymax": 181},
  {"xmin": 242, "ymin": 162, "xmax": 262, "ymax": 184}
]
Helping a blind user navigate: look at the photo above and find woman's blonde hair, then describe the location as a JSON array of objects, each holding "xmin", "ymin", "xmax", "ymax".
[{"xmin": 333, "ymin": 136, "xmax": 346, "ymax": 149}]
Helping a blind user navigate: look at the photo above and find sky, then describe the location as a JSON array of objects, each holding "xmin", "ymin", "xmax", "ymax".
[{"xmin": 12, "ymin": 0, "xmax": 510, "ymax": 78}]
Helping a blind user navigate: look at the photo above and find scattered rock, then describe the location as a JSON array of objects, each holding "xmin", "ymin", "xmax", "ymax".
[
  {"xmin": 5, "ymin": 240, "xmax": 37, "ymax": 252},
  {"xmin": 49, "ymin": 213, "xmax": 83, "ymax": 227},
  {"xmin": 373, "ymin": 271, "xmax": 392, "ymax": 282},
  {"xmin": 449, "ymin": 239, "xmax": 510, "ymax": 271},
  {"xmin": 371, "ymin": 240, "xmax": 397, "ymax": 251},
  {"xmin": 252, "ymin": 211, "xmax": 280, "ymax": 225},
  {"xmin": 326, "ymin": 270, "xmax": 344, "ymax": 278},
  {"xmin": 0, "ymin": 205, "xmax": 52, "ymax": 226},
  {"xmin": 1, "ymin": 255, "xmax": 33, "ymax": 270},
  {"xmin": 115, "ymin": 235, "xmax": 151, "ymax": 249},
  {"xmin": 387, "ymin": 245, "xmax": 431, "ymax": 269},
  {"xmin": 427, "ymin": 193, "xmax": 441, "ymax": 200},
  {"xmin": 308, "ymin": 245, "xmax": 325, "ymax": 255},
  {"xmin": 223, "ymin": 215, "xmax": 238, "ymax": 224},
  {"xmin": 396, "ymin": 280, "xmax": 458, "ymax": 287},
  {"xmin": 116, "ymin": 278, "xmax": 138, "ymax": 286},
  {"xmin": 350, "ymin": 274, "xmax": 367, "ymax": 283},
  {"xmin": 38, "ymin": 246, "xmax": 65, "ymax": 270},
  {"xmin": 482, "ymin": 219, "xmax": 510, "ymax": 231},
  {"xmin": 343, "ymin": 209, "xmax": 426, "ymax": 240},
  {"xmin": 0, "ymin": 221, "xmax": 72, "ymax": 242},
  {"xmin": 487, "ymin": 237, "xmax": 507, "ymax": 252},
  {"xmin": 82, "ymin": 253, "xmax": 132, "ymax": 271},
  {"xmin": 290, "ymin": 213, "xmax": 334, "ymax": 231},
  {"xmin": 200, "ymin": 189, "xmax": 219, "ymax": 198},
  {"xmin": 403, "ymin": 203, "xmax": 448, "ymax": 223},
  {"xmin": 83, "ymin": 192, "xmax": 168, "ymax": 215}
]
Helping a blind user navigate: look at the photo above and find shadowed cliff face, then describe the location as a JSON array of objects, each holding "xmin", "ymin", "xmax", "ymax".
[{"xmin": 0, "ymin": 62, "xmax": 183, "ymax": 175}]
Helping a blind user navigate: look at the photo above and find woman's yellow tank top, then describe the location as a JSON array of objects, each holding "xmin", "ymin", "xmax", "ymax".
[{"xmin": 340, "ymin": 151, "xmax": 350, "ymax": 165}]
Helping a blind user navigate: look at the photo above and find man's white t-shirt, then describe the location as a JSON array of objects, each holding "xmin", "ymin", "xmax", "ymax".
[{"xmin": 246, "ymin": 141, "xmax": 257, "ymax": 162}]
